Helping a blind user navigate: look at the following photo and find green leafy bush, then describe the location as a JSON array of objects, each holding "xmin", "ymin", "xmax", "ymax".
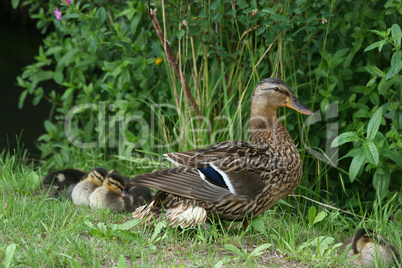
[
  {"xmin": 332, "ymin": 22, "xmax": 402, "ymax": 200},
  {"xmin": 17, "ymin": 0, "xmax": 168, "ymax": 161}
]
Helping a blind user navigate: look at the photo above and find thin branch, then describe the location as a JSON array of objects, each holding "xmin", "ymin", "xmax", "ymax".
[
  {"xmin": 290, "ymin": 194, "xmax": 373, "ymax": 221},
  {"xmin": 147, "ymin": 0, "xmax": 201, "ymax": 117}
]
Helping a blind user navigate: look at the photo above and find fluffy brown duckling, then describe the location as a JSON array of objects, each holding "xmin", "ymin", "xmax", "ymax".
[
  {"xmin": 124, "ymin": 181, "xmax": 154, "ymax": 213},
  {"xmin": 344, "ymin": 228, "xmax": 400, "ymax": 267},
  {"xmin": 71, "ymin": 167, "xmax": 108, "ymax": 206},
  {"xmin": 88, "ymin": 172, "xmax": 154, "ymax": 212},
  {"xmin": 89, "ymin": 172, "xmax": 128, "ymax": 212},
  {"xmin": 35, "ymin": 168, "xmax": 87, "ymax": 199}
]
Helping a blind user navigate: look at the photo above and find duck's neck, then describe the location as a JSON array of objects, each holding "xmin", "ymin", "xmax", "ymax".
[{"xmin": 249, "ymin": 109, "xmax": 278, "ymax": 145}]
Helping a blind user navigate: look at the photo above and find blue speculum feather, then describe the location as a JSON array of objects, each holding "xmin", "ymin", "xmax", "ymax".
[{"xmin": 197, "ymin": 167, "xmax": 228, "ymax": 188}]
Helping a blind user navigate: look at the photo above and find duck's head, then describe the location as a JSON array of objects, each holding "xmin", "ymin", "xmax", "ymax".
[
  {"xmin": 88, "ymin": 167, "xmax": 108, "ymax": 186},
  {"xmin": 352, "ymin": 228, "xmax": 376, "ymax": 254},
  {"xmin": 103, "ymin": 172, "xmax": 127, "ymax": 196},
  {"xmin": 250, "ymin": 78, "xmax": 313, "ymax": 125}
]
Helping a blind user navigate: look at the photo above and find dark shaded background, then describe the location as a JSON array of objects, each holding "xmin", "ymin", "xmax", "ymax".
[{"xmin": 0, "ymin": 1, "xmax": 50, "ymax": 157}]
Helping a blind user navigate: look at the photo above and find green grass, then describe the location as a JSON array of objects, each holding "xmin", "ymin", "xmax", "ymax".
[{"xmin": 1, "ymin": 150, "xmax": 401, "ymax": 267}]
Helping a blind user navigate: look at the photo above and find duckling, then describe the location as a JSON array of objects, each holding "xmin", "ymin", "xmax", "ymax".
[
  {"xmin": 131, "ymin": 78, "xmax": 314, "ymax": 228},
  {"xmin": 35, "ymin": 168, "xmax": 87, "ymax": 199},
  {"xmin": 344, "ymin": 228, "xmax": 400, "ymax": 267},
  {"xmin": 124, "ymin": 182, "xmax": 154, "ymax": 212},
  {"xmin": 88, "ymin": 172, "xmax": 128, "ymax": 212},
  {"xmin": 71, "ymin": 167, "xmax": 108, "ymax": 206}
]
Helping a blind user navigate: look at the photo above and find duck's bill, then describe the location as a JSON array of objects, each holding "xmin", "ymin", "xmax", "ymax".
[{"xmin": 285, "ymin": 96, "xmax": 314, "ymax": 116}]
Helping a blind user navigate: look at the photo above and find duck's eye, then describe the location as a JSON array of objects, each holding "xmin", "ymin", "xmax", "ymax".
[
  {"xmin": 273, "ymin": 87, "xmax": 279, "ymax": 92},
  {"xmin": 93, "ymin": 172, "xmax": 102, "ymax": 180}
]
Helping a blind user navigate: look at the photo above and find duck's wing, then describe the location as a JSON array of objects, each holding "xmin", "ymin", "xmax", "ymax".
[
  {"xmin": 132, "ymin": 141, "xmax": 268, "ymax": 202},
  {"xmin": 132, "ymin": 166, "xmax": 234, "ymax": 204},
  {"xmin": 164, "ymin": 141, "xmax": 260, "ymax": 170}
]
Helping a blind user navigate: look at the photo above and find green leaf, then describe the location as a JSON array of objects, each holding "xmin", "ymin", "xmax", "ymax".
[
  {"xmin": 150, "ymin": 222, "xmax": 164, "ymax": 243},
  {"xmin": 117, "ymin": 255, "xmax": 127, "ymax": 268},
  {"xmin": 369, "ymin": 92, "xmax": 379, "ymax": 106},
  {"xmin": 84, "ymin": 220, "xmax": 95, "ymax": 229},
  {"xmin": 299, "ymin": 236, "xmax": 334, "ymax": 257},
  {"xmin": 96, "ymin": 7, "xmax": 107, "ymax": 25},
  {"xmin": 367, "ymin": 107, "xmax": 383, "ymax": 139},
  {"xmin": 28, "ymin": 171, "xmax": 40, "ymax": 188},
  {"xmin": 57, "ymin": 48, "xmax": 80, "ymax": 67},
  {"xmin": 344, "ymin": 39, "xmax": 363, "ymax": 68},
  {"xmin": 130, "ymin": 13, "xmax": 142, "ymax": 35},
  {"xmin": 379, "ymin": 76, "xmax": 397, "ymax": 95},
  {"xmin": 391, "ymin": 24, "xmax": 401, "ymax": 47},
  {"xmin": 44, "ymin": 120, "xmax": 58, "ymax": 137},
  {"xmin": 316, "ymin": 236, "xmax": 334, "ymax": 256},
  {"xmin": 333, "ymin": 48, "xmax": 350, "ymax": 59},
  {"xmin": 69, "ymin": 259, "xmax": 82, "ymax": 268},
  {"xmin": 249, "ymin": 243, "xmax": 272, "ymax": 258},
  {"xmin": 365, "ymin": 65, "xmax": 386, "ymax": 77},
  {"xmin": 4, "ymin": 244, "xmax": 17, "ymax": 268},
  {"xmin": 380, "ymin": 149, "xmax": 402, "ymax": 167},
  {"xmin": 308, "ymin": 206, "xmax": 317, "ymax": 225},
  {"xmin": 386, "ymin": 51, "xmax": 401, "ymax": 80},
  {"xmin": 32, "ymin": 87, "xmax": 44, "ymax": 106},
  {"xmin": 320, "ymin": 98, "xmax": 329, "ymax": 114},
  {"xmin": 61, "ymin": 88, "xmax": 75, "ymax": 100},
  {"xmin": 11, "ymin": 0, "xmax": 20, "ymax": 9},
  {"xmin": 18, "ymin": 90, "xmax": 28, "ymax": 109},
  {"xmin": 214, "ymin": 260, "xmax": 224, "ymax": 268},
  {"xmin": 251, "ymin": 216, "xmax": 266, "ymax": 234},
  {"xmin": 364, "ymin": 40, "xmax": 386, "ymax": 52},
  {"xmin": 210, "ymin": 0, "xmax": 221, "ymax": 10},
  {"xmin": 331, "ymin": 132, "xmax": 359, "ymax": 148},
  {"xmin": 366, "ymin": 77, "xmax": 376, "ymax": 87},
  {"xmin": 373, "ymin": 168, "xmax": 390, "ymax": 198},
  {"xmin": 176, "ymin": 29, "xmax": 185, "ymax": 39},
  {"xmin": 257, "ymin": 26, "xmax": 266, "ymax": 36},
  {"xmin": 89, "ymin": 38, "xmax": 98, "ymax": 57},
  {"xmin": 313, "ymin": 211, "xmax": 327, "ymax": 225},
  {"xmin": 363, "ymin": 140, "xmax": 379, "ymax": 166},
  {"xmin": 349, "ymin": 149, "xmax": 366, "ymax": 182},
  {"xmin": 237, "ymin": 0, "xmax": 249, "ymax": 9},
  {"xmin": 223, "ymin": 244, "xmax": 244, "ymax": 258},
  {"xmin": 114, "ymin": 219, "xmax": 141, "ymax": 230},
  {"xmin": 53, "ymin": 71, "xmax": 64, "ymax": 84}
]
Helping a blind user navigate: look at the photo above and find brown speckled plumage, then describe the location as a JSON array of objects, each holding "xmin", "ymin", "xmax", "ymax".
[{"xmin": 132, "ymin": 78, "xmax": 313, "ymax": 227}]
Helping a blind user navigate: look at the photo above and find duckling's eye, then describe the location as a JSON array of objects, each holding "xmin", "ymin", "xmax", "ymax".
[{"xmin": 93, "ymin": 172, "xmax": 102, "ymax": 180}]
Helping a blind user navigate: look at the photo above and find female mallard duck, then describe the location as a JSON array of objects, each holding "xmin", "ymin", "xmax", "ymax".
[
  {"xmin": 131, "ymin": 78, "xmax": 313, "ymax": 228},
  {"xmin": 71, "ymin": 167, "xmax": 108, "ymax": 206},
  {"xmin": 344, "ymin": 228, "xmax": 400, "ymax": 267},
  {"xmin": 35, "ymin": 168, "xmax": 88, "ymax": 199}
]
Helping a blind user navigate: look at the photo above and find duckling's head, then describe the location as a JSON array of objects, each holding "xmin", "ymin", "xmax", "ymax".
[
  {"xmin": 88, "ymin": 167, "xmax": 108, "ymax": 186},
  {"xmin": 250, "ymin": 78, "xmax": 313, "ymax": 126},
  {"xmin": 352, "ymin": 228, "xmax": 376, "ymax": 254},
  {"xmin": 103, "ymin": 172, "xmax": 127, "ymax": 196}
]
